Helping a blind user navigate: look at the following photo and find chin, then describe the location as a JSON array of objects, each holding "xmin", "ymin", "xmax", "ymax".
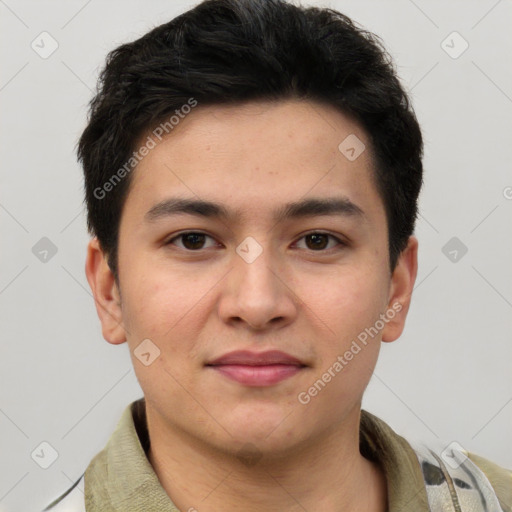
[{"xmin": 222, "ymin": 410, "xmax": 304, "ymax": 450}]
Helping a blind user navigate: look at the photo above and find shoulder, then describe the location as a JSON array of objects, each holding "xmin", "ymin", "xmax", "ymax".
[
  {"xmin": 360, "ymin": 410, "xmax": 511, "ymax": 510},
  {"xmin": 466, "ymin": 451, "xmax": 512, "ymax": 512},
  {"xmin": 42, "ymin": 474, "xmax": 85, "ymax": 512},
  {"xmin": 412, "ymin": 440, "xmax": 512, "ymax": 512}
]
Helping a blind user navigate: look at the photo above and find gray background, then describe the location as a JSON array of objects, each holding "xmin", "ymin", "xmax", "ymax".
[{"xmin": 1, "ymin": 0, "xmax": 511, "ymax": 511}]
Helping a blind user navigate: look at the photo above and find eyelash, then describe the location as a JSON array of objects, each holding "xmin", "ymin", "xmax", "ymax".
[{"xmin": 164, "ymin": 231, "xmax": 347, "ymax": 253}]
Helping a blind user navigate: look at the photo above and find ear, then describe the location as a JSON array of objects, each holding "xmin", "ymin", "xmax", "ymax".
[
  {"xmin": 381, "ymin": 235, "xmax": 418, "ymax": 343},
  {"xmin": 85, "ymin": 237, "xmax": 127, "ymax": 344}
]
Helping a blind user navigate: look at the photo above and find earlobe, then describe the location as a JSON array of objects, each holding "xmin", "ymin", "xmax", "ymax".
[
  {"xmin": 381, "ymin": 236, "xmax": 419, "ymax": 343},
  {"xmin": 85, "ymin": 237, "xmax": 127, "ymax": 344}
]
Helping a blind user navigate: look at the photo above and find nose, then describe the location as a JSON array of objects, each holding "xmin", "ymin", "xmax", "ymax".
[{"xmin": 217, "ymin": 240, "xmax": 298, "ymax": 332}]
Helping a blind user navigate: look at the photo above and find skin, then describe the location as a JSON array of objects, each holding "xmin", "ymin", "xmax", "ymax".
[{"xmin": 86, "ymin": 99, "xmax": 418, "ymax": 512}]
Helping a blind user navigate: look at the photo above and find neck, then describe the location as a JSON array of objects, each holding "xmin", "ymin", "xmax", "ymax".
[{"xmin": 146, "ymin": 406, "xmax": 388, "ymax": 512}]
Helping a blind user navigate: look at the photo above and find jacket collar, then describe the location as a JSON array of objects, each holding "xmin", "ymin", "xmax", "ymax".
[{"xmin": 84, "ymin": 398, "xmax": 430, "ymax": 511}]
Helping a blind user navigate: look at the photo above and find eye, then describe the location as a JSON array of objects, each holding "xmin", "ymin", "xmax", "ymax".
[
  {"xmin": 165, "ymin": 231, "xmax": 218, "ymax": 251},
  {"xmin": 294, "ymin": 232, "xmax": 345, "ymax": 252},
  {"xmin": 165, "ymin": 231, "xmax": 346, "ymax": 252}
]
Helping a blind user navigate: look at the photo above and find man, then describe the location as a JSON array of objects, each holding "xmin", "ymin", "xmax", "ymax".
[{"xmin": 43, "ymin": 0, "xmax": 511, "ymax": 510}]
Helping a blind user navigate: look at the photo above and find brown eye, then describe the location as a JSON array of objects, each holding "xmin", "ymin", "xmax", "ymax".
[
  {"xmin": 295, "ymin": 232, "xmax": 344, "ymax": 252},
  {"xmin": 166, "ymin": 232, "xmax": 216, "ymax": 251},
  {"xmin": 305, "ymin": 233, "xmax": 329, "ymax": 250}
]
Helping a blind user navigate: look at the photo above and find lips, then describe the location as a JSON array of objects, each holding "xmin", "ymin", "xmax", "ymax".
[
  {"xmin": 206, "ymin": 350, "xmax": 307, "ymax": 387},
  {"xmin": 207, "ymin": 350, "xmax": 305, "ymax": 367}
]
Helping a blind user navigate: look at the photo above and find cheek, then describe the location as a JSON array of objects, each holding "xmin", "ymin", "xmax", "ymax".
[
  {"xmin": 123, "ymin": 274, "xmax": 204, "ymax": 403},
  {"xmin": 122, "ymin": 264, "xmax": 203, "ymax": 337},
  {"xmin": 295, "ymin": 339, "xmax": 380, "ymax": 430},
  {"xmin": 296, "ymin": 266, "xmax": 388, "ymax": 391},
  {"xmin": 300, "ymin": 267, "xmax": 386, "ymax": 333},
  {"xmin": 121, "ymin": 269, "xmax": 216, "ymax": 395}
]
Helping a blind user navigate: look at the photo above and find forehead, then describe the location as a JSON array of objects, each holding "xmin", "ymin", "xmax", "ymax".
[{"xmin": 122, "ymin": 99, "xmax": 385, "ymax": 228}]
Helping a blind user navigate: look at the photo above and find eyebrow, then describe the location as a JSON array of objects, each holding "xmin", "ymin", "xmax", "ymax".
[{"xmin": 144, "ymin": 196, "xmax": 366, "ymax": 224}]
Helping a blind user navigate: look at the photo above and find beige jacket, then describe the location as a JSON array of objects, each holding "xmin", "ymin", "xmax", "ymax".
[{"xmin": 42, "ymin": 398, "xmax": 512, "ymax": 511}]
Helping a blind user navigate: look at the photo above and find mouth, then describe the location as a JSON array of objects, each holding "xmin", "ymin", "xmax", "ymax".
[{"xmin": 205, "ymin": 350, "xmax": 307, "ymax": 387}]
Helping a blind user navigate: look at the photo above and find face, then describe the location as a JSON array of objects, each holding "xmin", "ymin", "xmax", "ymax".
[{"xmin": 87, "ymin": 99, "xmax": 417, "ymax": 458}]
